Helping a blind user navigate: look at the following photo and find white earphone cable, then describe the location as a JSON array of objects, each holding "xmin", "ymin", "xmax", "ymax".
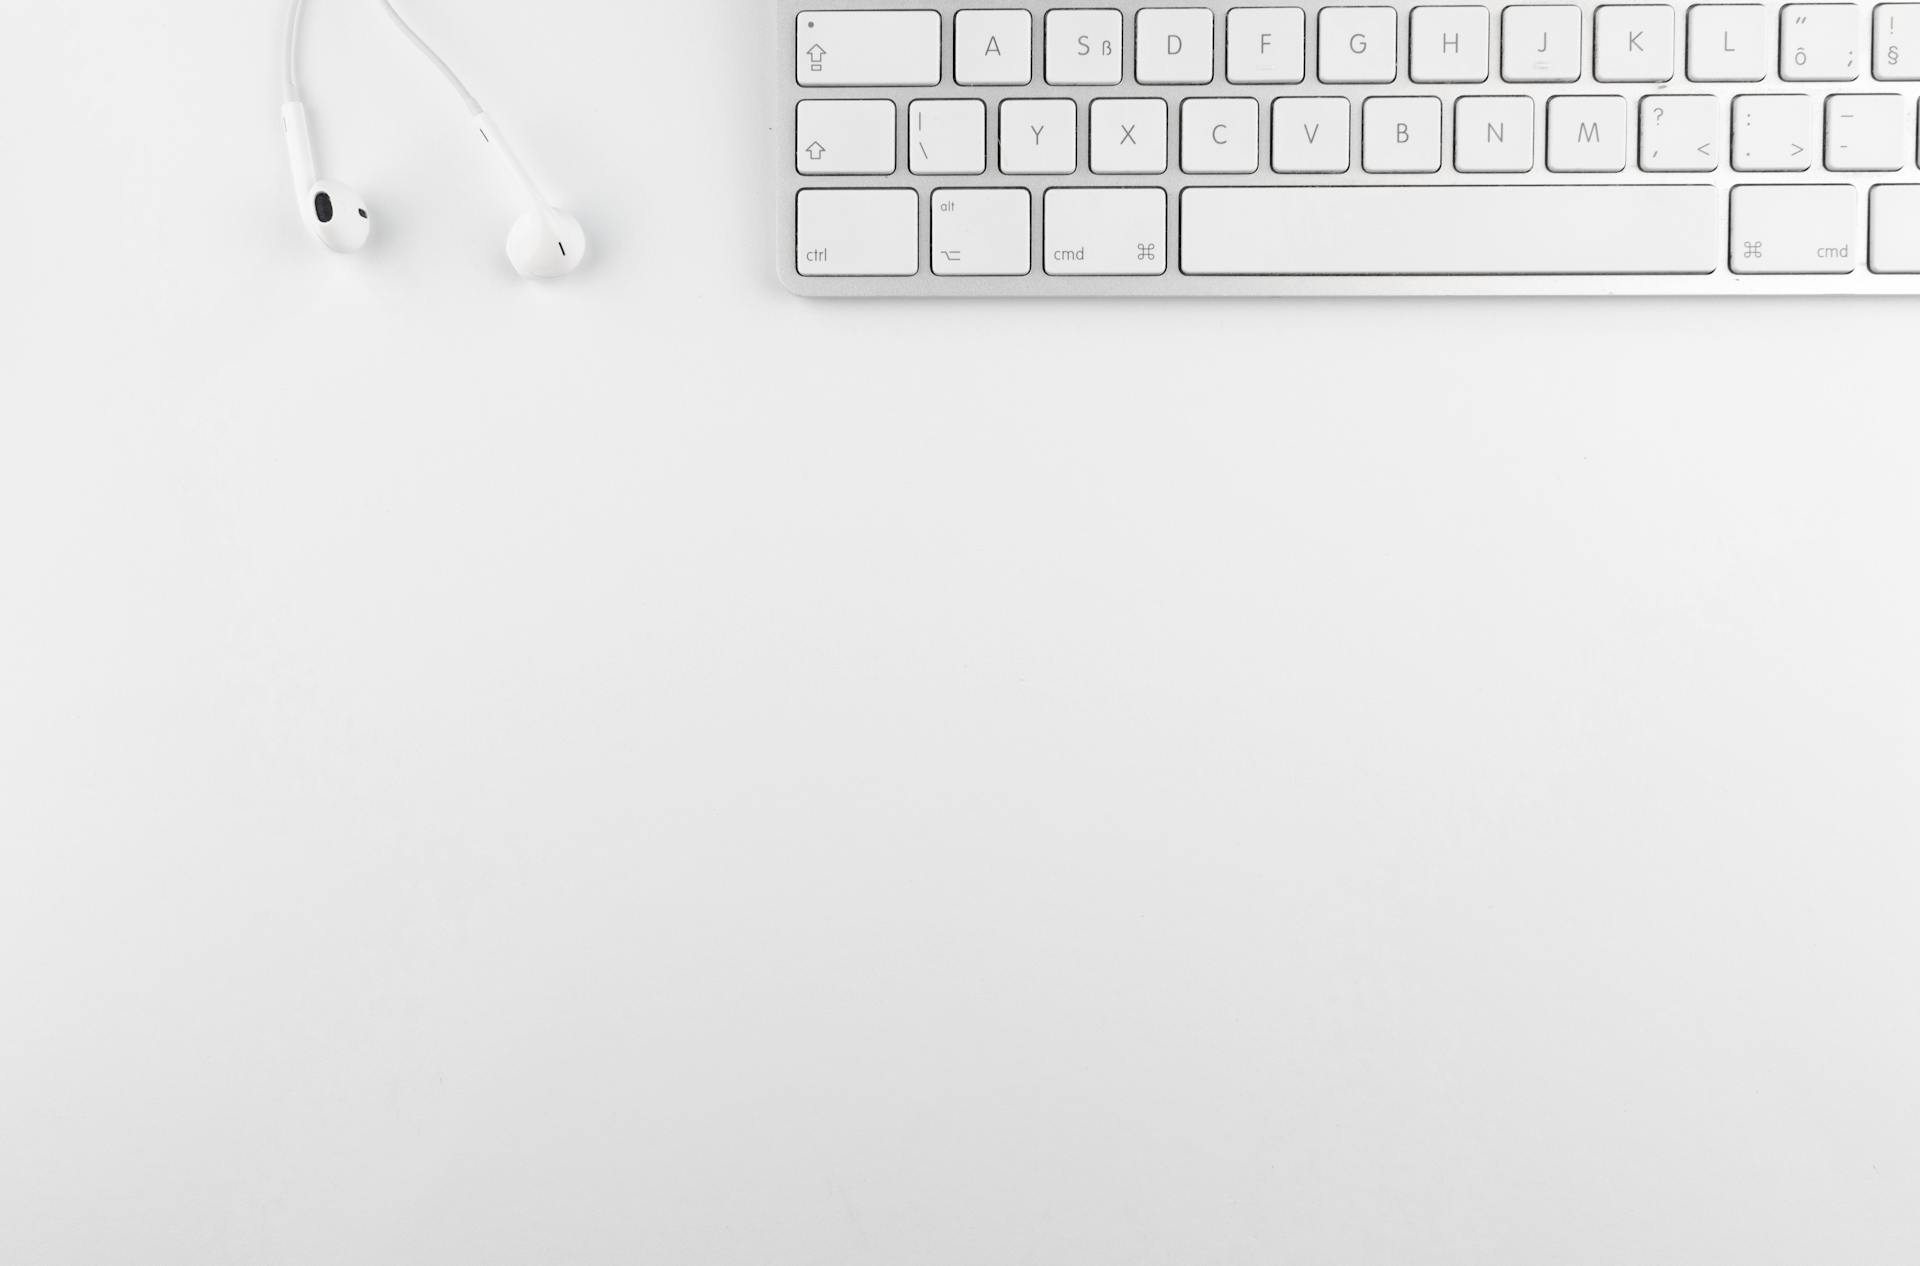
[
  {"xmin": 376, "ymin": 0, "xmax": 484, "ymax": 116},
  {"xmin": 284, "ymin": 0, "xmax": 307, "ymax": 102},
  {"xmin": 286, "ymin": 0, "xmax": 483, "ymax": 113},
  {"xmin": 277, "ymin": 0, "xmax": 582, "ymax": 274}
]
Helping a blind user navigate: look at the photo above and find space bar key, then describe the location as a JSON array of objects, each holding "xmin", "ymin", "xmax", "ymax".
[{"xmin": 1180, "ymin": 186, "xmax": 1721, "ymax": 276}]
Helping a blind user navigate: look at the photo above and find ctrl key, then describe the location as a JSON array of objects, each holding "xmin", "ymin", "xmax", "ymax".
[
  {"xmin": 1730, "ymin": 185, "xmax": 1857, "ymax": 274},
  {"xmin": 797, "ymin": 189, "xmax": 919, "ymax": 277}
]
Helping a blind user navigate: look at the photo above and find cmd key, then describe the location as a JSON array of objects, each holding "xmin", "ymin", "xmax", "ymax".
[{"xmin": 1730, "ymin": 184, "xmax": 1858, "ymax": 272}]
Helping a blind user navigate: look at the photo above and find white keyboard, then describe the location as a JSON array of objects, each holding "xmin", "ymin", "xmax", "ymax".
[{"xmin": 775, "ymin": 0, "xmax": 1920, "ymax": 295}]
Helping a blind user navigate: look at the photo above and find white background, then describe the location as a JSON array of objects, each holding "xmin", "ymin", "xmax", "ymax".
[{"xmin": 3, "ymin": 3, "xmax": 1917, "ymax": 1264}]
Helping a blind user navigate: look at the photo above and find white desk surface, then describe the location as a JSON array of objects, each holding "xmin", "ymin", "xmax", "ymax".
[{"xmin": 3, "ymin": 4, "xmax": 1916, "ymax": 1263}]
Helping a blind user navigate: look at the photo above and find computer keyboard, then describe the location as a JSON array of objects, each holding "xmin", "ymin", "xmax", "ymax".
[{"xmin": 775, "ymin": 0, "xmax": 1920, "ymax": 294}]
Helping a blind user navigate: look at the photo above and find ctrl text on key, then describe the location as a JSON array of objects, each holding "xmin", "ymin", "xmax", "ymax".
[{"xmin": 796, "ymin": 189, "xmax": 920, "ymax": 277}]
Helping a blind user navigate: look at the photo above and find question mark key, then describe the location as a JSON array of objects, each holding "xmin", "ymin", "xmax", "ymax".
[{"xmin": 1638, "ymin": 95, "xmax": 1721, "ymax": 173}]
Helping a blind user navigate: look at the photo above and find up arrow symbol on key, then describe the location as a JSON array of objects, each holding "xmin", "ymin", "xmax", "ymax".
[{"xmin": 806, "ymin": 141, "xmax": 826, "ymax": 161}]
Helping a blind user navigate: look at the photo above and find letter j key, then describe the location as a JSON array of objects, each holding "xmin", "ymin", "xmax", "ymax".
[{"xmin": 1504, "ymin": 5, "xmax": 1584, "ymax": 81}]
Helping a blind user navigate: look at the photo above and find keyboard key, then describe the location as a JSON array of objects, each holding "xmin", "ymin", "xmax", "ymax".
[
  {"xmin": 1688, "ymin": 5, "xmax": 1771, "ymax": 80},
  {"xmin": 1137, "ymin": 8, "xmax": 1217, "ymax": 83},
  {"xmin": 909, "ymin": 99, "xmax": 988, "ymax": 175},
  {"xmin": 798, "ymin": 189, "xmax": 919, "ymax": 276},
  {"xmin": 1273, "ymin": 97, "xmax": 1353, "ymax": 171},
  {"xmin": 1319, "ymin": 8, "xmax": 1400, "ymax": 82},
  {"xmin": 1044, "ymin": 188, "xmax": 1168, "ymax": 275},
  {"xmin": 1000, "ymin": 99, "xmax": 1078, "ymax": 173},
  {"xmin": 1873, "ymin": 3, "xmax": 1920, "ymax": 78},
  {"xmin": 1183, "ymin": 97, "xmax": 1261, "ymax": 172},
  {"xmin": 1363, "ymin": 96, "xmax": 1443, "ymax": 171},
  {"xmin": 1595, "ymin": 5, "xmax": 1677, "ymax": 80},
  {"xmin": 1868, "ymin": 183, "xmax": 1920, "ymax": 269},
  {"xmin": 1047, "ymin": 8, "xmax": 1124, "ymax": 84},
  {"xmin": 1411, "ymin": 6, "xmax": 1491, "ymax": 81},
  {"xmin": 1092, "ymin": 98, "xmax": 1170, "ymax": 173},
  {"xmin": 1733, "ymin": 93, "xmax": 1814, "ymax": 168},
  {"xmin": 796, "ymin": 100, "xmax": 897, "ymax": 176},
  {"xmin": 955, "ymin": 10, "xmax": 1034, "ymax": 85},
  {"xmin": 1227, "ymin": 7, "xmax": 1307, "ymax": 82},
  {"xmin": 1781, "ymin": 3, "xmax": 1863, "ymax": 78},
  {"xmin": 1548, "ymin": 94, "xmax": 1631, "ymax": 169},
  {"xmin": 1826, "ymin": 92, "xmax": 1907, "ymax": 168},
  {"xmin": 1180, "ymin": 185, "xmax": 1719, "ymax": 274},
  {"xmin": 1730, "ymin": 183, "xmax": 1858, "ymax": 271},
  {"xmin": 1639, "ymin": 94, "xmax": 1722, "ymax": 169},
  {"xmin": 1455, "ymin": 97, "xmax": 1535, "ymax": 172},
  {"xmin": 796, "ymin": 11, "xmax": 942, "ymax": 87},
  {"xmin": 1502, "ymin": 5, "xmax": 1584, "ymax": 81},
  {"xmin": 933, "ymin": 188, "xmax": 1032, "ymax": 276}
]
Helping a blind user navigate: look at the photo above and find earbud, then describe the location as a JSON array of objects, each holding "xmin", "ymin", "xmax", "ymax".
[
  {"xmin": 304, "ymin": 180, "xmax": 372, "ymax": 254},
  {"xmin": 507, "ymin": 209, "xmax": 587, "ymax": 280},
  {"xmin": 476, "ymin": 114, "xmax": 586, "ymax": 279},
  {"xmin": 284, "ymin": 103, "xmax": 370, "ymax": 254},
  {"xmin": 282, "ymin": 0, "xmax": 589, "ymax": 278}
]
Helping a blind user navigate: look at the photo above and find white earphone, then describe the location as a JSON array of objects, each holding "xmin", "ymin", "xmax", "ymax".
[
  {"xmin": 283, "ymin": 98, "xmax": 371, "ymax": 254},
  {"xmin": 281, "ymin": 0, "xmax": 586, "ymax": 279}
]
